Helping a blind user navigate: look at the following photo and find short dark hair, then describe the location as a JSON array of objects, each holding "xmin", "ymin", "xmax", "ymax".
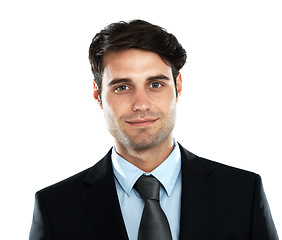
[{"xmin": 89, "ymin": 19, "xmax": 187, "ymax": 96}]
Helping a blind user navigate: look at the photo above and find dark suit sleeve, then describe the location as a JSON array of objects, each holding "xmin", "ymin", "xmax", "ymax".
[
  {"xmin": 251, "ymin": 175, "xmax": 279, "ymax": 240},
  {"xmin": 29, "ymin": 192, "xmax": 53, "ymax": 240}
]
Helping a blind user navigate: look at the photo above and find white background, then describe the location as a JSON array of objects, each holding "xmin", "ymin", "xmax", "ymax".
[{"xmin": 0, "ymin": 0, "xmax": 281, "ymax": 238}]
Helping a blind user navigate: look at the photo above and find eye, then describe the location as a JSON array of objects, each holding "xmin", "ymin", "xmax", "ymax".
[
  {"xmin": 149, "ymin": 82, "xmax": 163, "ymax": 89},
  {"xmin": 114, "ymin": 85, "xmax": 130, "ymax": 93}
]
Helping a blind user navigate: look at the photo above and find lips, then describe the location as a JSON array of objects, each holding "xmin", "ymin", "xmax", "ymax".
[{"xmin": 125, "ymin": 118, "xmax": 158, "ymax": 127}]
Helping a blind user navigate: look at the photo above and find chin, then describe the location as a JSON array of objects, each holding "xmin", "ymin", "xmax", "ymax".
[
  {"xmin": 126, "ymin": 134, "xmax": 167, "ymax": 150},
  {"xmin": 128, "ymin": 141, "xmax": 157, "ymax": 150}
]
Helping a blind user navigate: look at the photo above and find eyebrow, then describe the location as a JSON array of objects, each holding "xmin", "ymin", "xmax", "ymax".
[
  {"xmin": 108, "ymin": 74, "xmax": 171, "ymax": 86},
  {"xmin": 108, "ymin": 78, "xmax": 132, "ymax": 87},
  {"xmin": 147, "ymin": 74, "xmax": 170, "ymax": 81}
]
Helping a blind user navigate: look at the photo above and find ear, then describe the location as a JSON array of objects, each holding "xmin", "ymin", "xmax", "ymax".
[
  {"xmin": 176, "ymin": 73, "xmax": 183, "ymax": 101},
  {"xmin": 93, "ymin": 80, "xmax": 103, "ymax": 109}
]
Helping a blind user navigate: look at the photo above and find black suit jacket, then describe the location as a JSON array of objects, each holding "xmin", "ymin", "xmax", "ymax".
[{"xmin": 29, "ymin": 144, "xmax": 278, "ymax": 240}]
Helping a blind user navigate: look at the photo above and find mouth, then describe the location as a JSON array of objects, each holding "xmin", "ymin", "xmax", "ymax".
[{"xmin": 125, "ymin": 118, "xmax": 158, "ymax": 127}]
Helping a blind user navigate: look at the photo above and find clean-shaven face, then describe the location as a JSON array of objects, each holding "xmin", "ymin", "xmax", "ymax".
[{"xmin": 99, "ymin": 48, "xmax": 181, "ymax": 150}]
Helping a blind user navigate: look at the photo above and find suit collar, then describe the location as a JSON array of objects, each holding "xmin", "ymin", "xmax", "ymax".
[
  {"xmin": 111, "ymin": 141, "xmax": 182, "ymax": 197},
  {"xmin": 179, "ymin": 144, "xmax": 216, "ymax": 240},
  {"xmin": 81, "ymin": 145, "xmax": 216, "ymax": 240},
  {"xmin": 81, "ymin": 148, "xmax": 129, "ymax": 240}
]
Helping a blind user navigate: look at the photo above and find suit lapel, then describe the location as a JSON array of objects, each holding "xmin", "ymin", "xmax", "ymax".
[
  {"xmin": 81, "ymin": 149, "xmax": 129, "ymax": 240},
  {"xmin": 79, "ymin": 145, "xmax": 215, "ymax": 239},
  {"xmin": 179, "ymin": 145, "xmax": 216, "ymax": 240}
]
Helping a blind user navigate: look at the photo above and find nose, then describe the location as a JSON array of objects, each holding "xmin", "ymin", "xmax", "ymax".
[{"xmin": 132, "ymin": 89, "xmax": 151, "ymax": 112}]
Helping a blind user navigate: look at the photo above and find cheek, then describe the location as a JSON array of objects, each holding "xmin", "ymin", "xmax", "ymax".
[
  {"xmin": 103, "ymin": 96, "xmax": 126, "ymax": 121},
  {"xmin": 105, "ymin": 90, "xmax": 133, "ymax": 112},
  {"xmin": 153, "ymin": 93, "xmax": 176, "ymax": 113}
]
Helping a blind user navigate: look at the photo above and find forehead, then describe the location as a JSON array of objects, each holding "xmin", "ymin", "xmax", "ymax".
[{"xmin": 102, "ymin": 49, "xmax": 173, "ymax": 82}]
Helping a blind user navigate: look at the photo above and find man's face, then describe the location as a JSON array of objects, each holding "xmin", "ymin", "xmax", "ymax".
[{"xmin": 94, "ymin": 49, "xmax": 182, "ymax": 150}]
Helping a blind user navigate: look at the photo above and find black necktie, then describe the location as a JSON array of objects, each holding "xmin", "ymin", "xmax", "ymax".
[{"xmin": 134, "ymin": 175, "xmax": 172, "ymax": 240}]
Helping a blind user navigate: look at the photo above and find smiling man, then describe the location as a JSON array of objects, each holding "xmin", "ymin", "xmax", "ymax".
[
  {"xmin": 29, "ymin": 20, "xmax": 278, "ymax": 240},
  {"xmin": 99, "ymin": 49, "xmax": 181, "ymax": 172}
]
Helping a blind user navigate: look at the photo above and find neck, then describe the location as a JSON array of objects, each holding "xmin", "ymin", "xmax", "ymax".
[{"xmin": 115, "ymin": 135, "xmax": 174, "ymax": 172}]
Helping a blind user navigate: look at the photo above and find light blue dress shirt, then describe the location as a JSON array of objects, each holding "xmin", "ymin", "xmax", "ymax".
[{"xmin": 111, "ymin": 140, "xmax": 182, "ymax": 240}]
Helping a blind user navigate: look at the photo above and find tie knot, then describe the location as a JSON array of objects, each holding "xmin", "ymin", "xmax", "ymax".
[{"xmin": 134, "ymin": 175, "xmax": 160, "ymax": 201}]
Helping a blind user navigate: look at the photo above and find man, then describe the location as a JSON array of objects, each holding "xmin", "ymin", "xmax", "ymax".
[{"xmin": 29, "ymin": 20, "xmax": 278, "ymax": 240}]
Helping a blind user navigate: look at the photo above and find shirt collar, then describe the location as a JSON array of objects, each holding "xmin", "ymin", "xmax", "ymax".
[{"xmin": 111, "ymin": 139, "xmax": 181, "ymax": 197}]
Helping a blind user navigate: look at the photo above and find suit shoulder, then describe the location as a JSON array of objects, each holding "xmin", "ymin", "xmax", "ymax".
[
  {"xmin": 195, "ymin": 156, "xmax": 261, "ymax": 192},
  {"xmin": 38, "ymin": 167, "xmax": 91, "ymax": 196},
  {"xmin": 200, "ymin": 156, "xmax": 257, "ymax": 177},
  {"xmin": 179, "ymin": 144, "xmax": 258, "ymax": 182},
  {"xmin": 37, "ymin": 149, "xmax": 113, "ymax": 197},
  {"xmin": 190, "ymin": 156, "xmax": 260, "ymax": 196}
]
